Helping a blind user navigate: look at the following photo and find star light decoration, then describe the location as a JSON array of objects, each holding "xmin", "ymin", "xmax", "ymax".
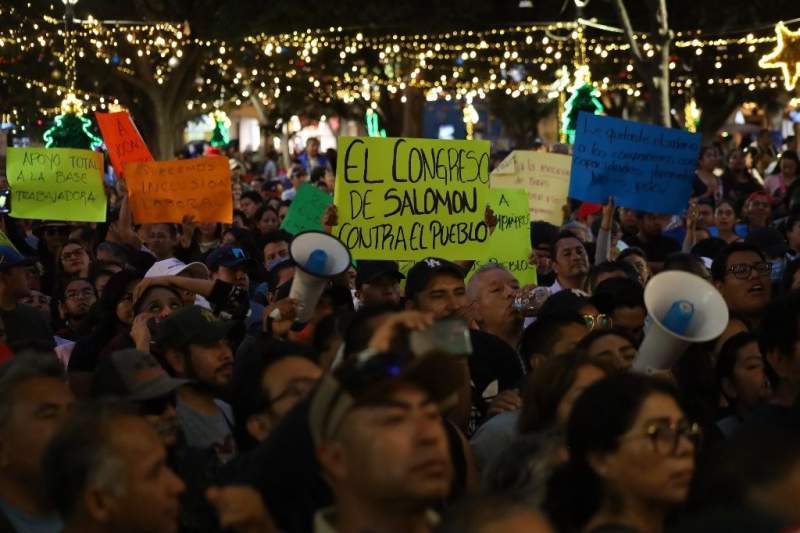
[{"xmin": 759, "ymin": 21, "xmax": 800, "ymax": 91}]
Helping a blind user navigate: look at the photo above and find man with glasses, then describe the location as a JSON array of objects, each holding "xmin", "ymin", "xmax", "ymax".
[
  {"xmin": 55, "ymin": 278, "xmax": 97, "ymax": 341},
  {"xmin": 232, "ymin": 342, "xmax": 321, "ymax": 451},
  {"xmin": 711, "ymin": 243, "xmax": 772, "ymax": 344},
  {"xmin": 0, "ymin": 245, "xmax": 54, "ymax": 350}
]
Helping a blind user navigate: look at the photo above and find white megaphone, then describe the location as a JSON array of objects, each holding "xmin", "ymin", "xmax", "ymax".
[
  {"xmin": 288, "ymin": 231, "xmax": 352, "ymax": 324},
  {"xmin": 633, "ymin": 271, "xmax": 729, "ymax": 374}
]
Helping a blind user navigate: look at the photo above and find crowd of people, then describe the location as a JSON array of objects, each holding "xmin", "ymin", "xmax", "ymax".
[{"xmin": 1, "ymin": 130, "xmax": 800, "ymax": 533}]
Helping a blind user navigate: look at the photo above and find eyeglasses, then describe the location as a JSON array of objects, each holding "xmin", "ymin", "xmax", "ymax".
[
  {"xmin": 726, "ymin": 261, "xmax": 771, "ymax": 280},
  {"xmin": 622, "ymin": 420, "xmax": 702, "ymax": 456},
  {"xmin": 583, "ymin": 314, "xmax": 612, "ymax": 331},
  {"xmin": 61, "ymin": 249, "xmax": 86, "ymax": 261},
  {"xmin": 65, "ymin": 288, "xmax": 95, "ymax": 300},
  {"xmin": 137, "ymin": 393, "xmax": 177, "ymax": 416}
]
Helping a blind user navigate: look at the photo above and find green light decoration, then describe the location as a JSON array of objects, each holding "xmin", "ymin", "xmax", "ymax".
[
  {"xmin": 365, "ymin": 108, "xmax": 386, "ymax": 137},
  {"xmin": 561, "ymin": 66, "xmax": 604, "ymax": 144},
  {"xmin": 210, "ymin": 110, "xmax": 231, "ymax": 147},
  {"xmin": 43, "ymin": 94, "xmax": 103, "ymax": 151}
]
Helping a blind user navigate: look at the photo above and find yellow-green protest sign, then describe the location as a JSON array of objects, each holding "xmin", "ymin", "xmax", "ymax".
[
  {"xmin": 467, "ymin": 188, "xmax": 537, "ymax": 286},
  {"xmin": 6, "ymin": 147, "xmax": 107, "ymax": 222},
  {"xmin": 334, "ymin": 137, "xmax": 491, "ymax": 260},
  {"xmin": 490, "ymin": 150, "xmax": 571, "ymax": 226}
]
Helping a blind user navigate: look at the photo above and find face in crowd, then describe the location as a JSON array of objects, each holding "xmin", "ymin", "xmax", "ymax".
[
  {"xmin": 714, "ymin": 249, "xmax": 771, "ymax": 317},
  {"xmin": 715, "ymin": 201, "xmax": 737, "ymax": 232},
  {"xmin": 137, "ymin": 286, "xmax": 183, "ymax": 324},
  {"xmin": 552, "ymin": 237, "xmax": 589, "ymax": 285},
  {"xmin": 60, "ymin": 279, "xmax": 97, "ymax": 322},
  {"xmin": 166, "ymin": 340, "xmax": 234, "ymax": 393},
  {"xmin": 142, "ymin": 224, "xmax": 178, "ymax": 261},
  {"xmin": 358, "ymin": 274, "xmax": 404, "ymax": 309},
  {"xmin": 469, "ymin": 267, "xmax": 522, "ymax": 332},
  {"xmin": 317, "ymin": 383, "xmax": 452, "ymax": 509},
  {"xmin": 59, "ymin": 243, "xmax": 91, "ymax": 276},
  {"xmin": 410, "ymin": 273, "xmax": 469, "ymax": 321}
]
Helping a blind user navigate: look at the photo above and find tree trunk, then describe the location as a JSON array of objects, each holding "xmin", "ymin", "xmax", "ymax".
[{"xmin": 613, "ymin": 0, "xmax": 672, "ymax": 126}]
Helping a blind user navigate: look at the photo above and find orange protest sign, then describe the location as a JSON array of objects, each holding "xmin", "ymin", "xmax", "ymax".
[
  {"xmin": 124, "ymin": 156, "xmax": 233, "ymax": 224},
  {"xmin": 95, "ymin": 111, "xmax": 153, "ymax": 176}
]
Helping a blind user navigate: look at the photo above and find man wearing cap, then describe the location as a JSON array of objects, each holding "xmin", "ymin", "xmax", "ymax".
[
  {"xmin": 158, "ymin": 305, "xmax": 238, "ymax": 463},
  {"xmin": 0, "ymin": 245, "xmax": 54, "ymax": 350},
  {"xmin": 206, "ymin": 245, "xmax": 264, "ymax": 328},
  {"xmin": 404, "ymin": 258, "xmax": 525, "ymax": 431},
  {"xmin": 91, "ymin": 349, "xmax": 222, "ymax": 532},
  {"xmin": 355, "ymin": 260, "xmax": 405, "ymax": 309},
  {"xmin": 310, "ymin": 350, "xmax": 460, "ymax": 533}
]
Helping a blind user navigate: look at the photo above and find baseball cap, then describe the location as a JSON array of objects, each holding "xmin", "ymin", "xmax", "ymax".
[
  {"xmin": 0, "ymin": 245, "xmax": 31, "ymax": 272},
  {"xmin": 746, "ymin": 191, "xmax": 771, "ymax": 204},
  {"xmin": 206, "ymin": 246, "xmax": 258, "ymax": 271},
  {"xmin": 355, "ymin": 260, "xmax": 404, "ymax": 289},
  {"xmin": 746, "ymin": 227, "xmax": 789, "ymax": 258},
  {"xmin": 155, "ymin": 305, "xmax": 234, "ymax": 350},
  {"xmin": 91, "ymin": 349, "xmax": 188, "ymax": 401},
  {"xmin": 144, "ymin": 257, "xmax": 209, "ymax": 279},
  {"xmin": 308, "ymin": 349, "xmax": 463, "ymax": 447},
  {"xmin": 404, "ymin": 258, "xmax": 464, "ymax": 301}
]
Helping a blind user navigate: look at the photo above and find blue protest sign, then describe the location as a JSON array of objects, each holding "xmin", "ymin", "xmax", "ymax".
[{"xmin": 568, "ymin": 113, "xmax": 701, "ymax": 214}]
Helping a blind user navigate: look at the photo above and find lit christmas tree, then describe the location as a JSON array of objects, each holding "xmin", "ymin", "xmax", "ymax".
[
  {"xmin": 209, "ymin": 110, "xmax": 231, "ymax": 147},
  {"xmin": 43, "ymin": 94, "xmax": 103, "ymax": 151},
  {"xmin": 562, "ymin": 66, "xmax": 604, "ymax": 144}
]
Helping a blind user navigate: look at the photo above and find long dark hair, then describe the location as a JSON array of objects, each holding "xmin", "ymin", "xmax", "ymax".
[{"xmin": 544, "ymin": 374, "xmax": 683, "ymax": 532}]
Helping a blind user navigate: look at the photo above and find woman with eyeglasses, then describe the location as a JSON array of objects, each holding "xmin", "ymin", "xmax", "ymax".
[{"xmin": 546, "ymin": 374, "xmax": 699, "ymax": 533}]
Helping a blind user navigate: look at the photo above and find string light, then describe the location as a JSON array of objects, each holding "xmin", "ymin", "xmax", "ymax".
[{"xmin": 759, "ymin": 21, "xmax": 800, "ymax": 90}]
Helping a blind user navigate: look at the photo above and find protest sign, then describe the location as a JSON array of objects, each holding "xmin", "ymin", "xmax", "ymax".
[
  {"xmin": 124, "ymin": 156, "xmax": 232, "ymax": 224},
  {"xmin": 334, "ymin": 136, "xmax": 491, "ymax": 261},
  {"xmin": 6, "ymin": 147, "xmax": 107, "ymax": 222},
  {"xmin": 95, "ymin": 111, "xmax": 153, "ymax": 177},
  {"xmin": 569, "ymin": 113, "xmax": 701, "ymax": 214},
  {"xmin": 280, "ymin": 183, "xmax": 332, "ymax": 235},
  {"xmin": 468, "ymin": 188, "xmax": 537, "ymax": 286},
  {"xmin": 490, "ymin": 150, "xmax": 571, "ymax": 225}
]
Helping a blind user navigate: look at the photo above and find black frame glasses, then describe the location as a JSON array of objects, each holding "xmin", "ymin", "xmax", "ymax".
[{"xmin": 725, "ymin": 261, "xmax": 771, "ymax": 280}]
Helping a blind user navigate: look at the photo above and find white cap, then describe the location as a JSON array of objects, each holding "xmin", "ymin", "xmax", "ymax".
[{"xmin": 144, "ymin": 258, "xmax": 209, "ymax": 280}]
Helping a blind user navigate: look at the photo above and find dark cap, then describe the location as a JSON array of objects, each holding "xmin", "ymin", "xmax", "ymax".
[
  {"xmin": 404, "ymin": 258, "xmax": 464, "ymax": 301},
  {"xmin": 206, "ymin": 246, "xmax": 258, "ymax": 271},
  {"xmin": 155, "ymin": 305, "xmax": 234, "ymax": 350},
  {"xmin": 355, "ymin": 260, "xmax": 404, "ymax": 289},
  {"xmin": 92, "ymin": 349, "xmax": 188, "ymax": 400},
  {"xmin": 308, "ymin": 350, "xmax": 463, "ymax": 447},
  {"xmin": 746, "ymin": 227, "xmax": 789, "ymax": 258},
  {"xmin": 0, "ymin": 245, "xmax": 31, "ymax": 272}
]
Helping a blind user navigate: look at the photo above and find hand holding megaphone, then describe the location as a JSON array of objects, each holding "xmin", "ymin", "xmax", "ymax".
[{"xmin": 289, "ymin": 231, "xmax": 352, "ymax": 324}]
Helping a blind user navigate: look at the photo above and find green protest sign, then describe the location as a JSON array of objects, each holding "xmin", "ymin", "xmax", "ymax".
[
  {"xmin": 467, "ymin": 188, "xmax": 537, "ymax": 286},
  {"xmin": 280, "ymin": 183, "xmax": 332, "ymax": 235},
  {"xmin": 333, "ymin": 136, "xmax": 491, "ymax": 260},
  {"xmin": 6, "ymin": 147, "xmax": 107, "ymax": 222}
]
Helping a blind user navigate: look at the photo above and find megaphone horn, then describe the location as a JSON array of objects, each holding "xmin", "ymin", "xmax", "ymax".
[
  {"xmin": 289, "ymin": 231, "xmax": 352, "ymax": 324},
  {"xmin": 633, "ymin": 271, "xmax": 729, "ymax": 374}
]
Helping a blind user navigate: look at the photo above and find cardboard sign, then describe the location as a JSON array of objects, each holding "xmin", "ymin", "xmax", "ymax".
[
  {"xmin": 95, "ymin": 111, "xmax": 154, "ymax": 176},
  {"xmin": 333, "ymin": 136, "xmax": 491, "ymax": 260},
  {"xmin": 490, "ymin": 150, "xmax": 571, "ymax": 225},
  {"xmin": 280, "ymin": 183, "xmax": 332, "ymax": 235},
  {"xmin": 469, "ymin": 188, "xmax": 537, "ymax": 286},
  {"xmin": 124, "ymin": 156, "xmax": 232, "ymax": 224},
  {"xmin": 6, "ymin": 147, "xmax": 107, "ymax": 222},
  {"xmin": 569, "ymin": 113, "xmax": 701, "ymax": 214}
]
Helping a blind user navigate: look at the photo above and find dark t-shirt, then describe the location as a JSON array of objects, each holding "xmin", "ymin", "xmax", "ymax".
[
  {"xmin": 1, "ymin": 304, "xmax": 55, "ymax": 350},
  {"xmin": 623, "ymin": 234, "xmax": 680, "ymax": 263}
]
